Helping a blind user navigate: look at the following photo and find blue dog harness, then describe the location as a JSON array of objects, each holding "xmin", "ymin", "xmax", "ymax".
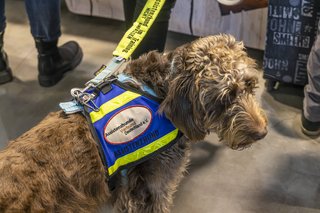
[{"xmin": 61, "ymin": 78, "xmax": 181, "ymax": 189}]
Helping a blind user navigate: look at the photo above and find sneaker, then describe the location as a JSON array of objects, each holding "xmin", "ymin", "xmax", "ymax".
[
  {"xmin": 301, "ymin": 113, "xmax": 320, "ymax": 137},
  {"xmin": 0, "ymin": 50, "xmax": 13, "ymax": 84}
]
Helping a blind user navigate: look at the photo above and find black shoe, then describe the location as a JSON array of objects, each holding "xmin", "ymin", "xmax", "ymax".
[
  {"xmin": 0, "ymin": 30, "xmax": 13, "ymax": 84},
  {"xmin": 301, "ymin": 113, "xmax": 320, "ymax": 137},
  {"xmin": 36, "ymin": 39, "xmax": 83, "ymax": 87},
  {"xmin": 0, "ymin": 50, "xmax": 13, "ymax": 84}
]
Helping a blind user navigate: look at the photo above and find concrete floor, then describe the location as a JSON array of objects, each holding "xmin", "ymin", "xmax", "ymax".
[{"xmin": 1, "ymin": 1, "xmax": 320, "ymax": 212}]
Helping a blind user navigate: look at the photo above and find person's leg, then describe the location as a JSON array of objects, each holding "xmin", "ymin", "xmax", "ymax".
[
  {"xmin": 123, "ymin": 0, "xmax": 137, "ymax": 30},
  {"xmin": 24, "ymin": 0, "xmax": 83, "ymax": 87},
  {"xmin": 123, "ymin": 0, "xmax": 176, "ymax": 59},
  {"xmin": 0, "ymin": 0, "xmax": 13, "ymax": 84},
  {"xmin": 0, "ymin": 0, "xmax": 6, "ymax": 34},
  {"xmin": 301, "ymin": 21, "xmax": 320, "ymax": 136}
]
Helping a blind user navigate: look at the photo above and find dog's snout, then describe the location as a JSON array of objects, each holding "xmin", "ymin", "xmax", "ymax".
[{"xmin": 251, "ymin": 128, "xmax": 267, "ymax": 141}]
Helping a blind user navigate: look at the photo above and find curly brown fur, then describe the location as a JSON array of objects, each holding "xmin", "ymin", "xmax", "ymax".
[
  {"xmin": 126, "ymin": 34, "xmax": 268, "ymax": 148},
  {"xmin": 0, "ymin": 34, "xmax": 267, "ymax": 213},
  {"xmin": 0, "ymin": 112, "xmax": 109, "ymax": 212},
  {"xmin": 110, "ymin": 140, "xmax": 190, "ymax": 213}
]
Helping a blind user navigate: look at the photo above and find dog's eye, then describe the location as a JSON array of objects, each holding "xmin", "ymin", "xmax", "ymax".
[
  {"xmin": 245, "ymin": 80, "xmax": 257, "ymax": 89},
  {"xmin": 244, "ymin": 80, "xmax": 258, "ymax": 94},
  {"xmin": 245, "ymin": 80, "xmax": 253, "ymax": 87}
]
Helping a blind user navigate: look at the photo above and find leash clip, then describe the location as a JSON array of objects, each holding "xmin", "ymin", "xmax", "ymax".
[
  {"xmin": 71, "ymin": 84, "xmax": 99, "ymax": 112},
  {"xmin": 70, "ymin": 75, "xmax": 119, "ymax": 112}
]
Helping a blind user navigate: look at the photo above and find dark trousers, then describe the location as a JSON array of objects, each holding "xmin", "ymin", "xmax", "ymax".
[{"xmin": 0, "ymin": 0, "xmax": 61, "ymax": 41}]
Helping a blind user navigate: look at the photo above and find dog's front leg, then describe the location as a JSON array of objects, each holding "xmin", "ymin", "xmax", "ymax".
[{"xmin": 111, "ymin": 139, "xmax": 191, "ymax": 213}]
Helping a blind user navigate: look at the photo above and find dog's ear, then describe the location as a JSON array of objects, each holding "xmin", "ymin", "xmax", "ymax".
[
  {"xmin": 159, "ymin": 52, "xmax": 207, "ymax": 141},
  {"xmin": 159, "ymin": 82, "xmax": 206, "ymax": 141}
]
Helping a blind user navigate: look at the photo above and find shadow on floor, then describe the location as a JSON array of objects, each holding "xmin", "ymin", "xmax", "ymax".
[
  {"xmin": 255, "ymin": 154, "xmax": 320, "ymax": 211},
  {"xmin": 0, "ymin": 69, "xmax": 90, "ymax": 142},
  {"xmin": 188, "ymin": 141, "xmax": 220, "ymax": 174}
]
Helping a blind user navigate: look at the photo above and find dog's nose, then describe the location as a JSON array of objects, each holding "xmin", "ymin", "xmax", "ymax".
[{"xmin": 251, "ymin": 128, "xmax": 268, "ymax": 141}]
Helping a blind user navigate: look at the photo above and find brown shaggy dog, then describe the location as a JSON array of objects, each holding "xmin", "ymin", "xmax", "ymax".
[{"xmin": 0, "ymin": 34, "xmax": 267, "ymax": 213}]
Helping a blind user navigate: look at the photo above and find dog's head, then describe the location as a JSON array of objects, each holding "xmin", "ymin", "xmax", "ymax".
[{"xmin": 160, "ymin": 34, "xmax": 267, "ymax": 150}]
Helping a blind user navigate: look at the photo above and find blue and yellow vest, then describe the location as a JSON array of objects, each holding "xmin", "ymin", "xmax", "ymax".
[{"xmin": 83, "ymin": 80, "xmax": 180, "ymax": 187}]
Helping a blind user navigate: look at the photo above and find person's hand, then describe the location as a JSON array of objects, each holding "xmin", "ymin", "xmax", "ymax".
[
  {"xmin": 217, "ymin": 0, "xmax": 243, "ymax": 6},
  {"xmin": 218, "ymin": 0, "xmax": 268, "ymax": 16}
]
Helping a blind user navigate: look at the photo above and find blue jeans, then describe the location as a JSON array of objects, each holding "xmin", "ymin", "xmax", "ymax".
[{"xmin": 0, "ymin": 0, "xmax": 61, "ymax": 41}]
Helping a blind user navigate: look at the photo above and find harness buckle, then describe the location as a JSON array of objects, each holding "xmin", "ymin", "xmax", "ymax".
[{"xmin": 70, "ymin": 76, "xmax": 119, "ymax": 112}]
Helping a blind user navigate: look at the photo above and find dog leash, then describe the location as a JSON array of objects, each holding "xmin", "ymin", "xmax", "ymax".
[{"xmin": 60, "ymin": 0, "xmax": 166, "ymax": 114}]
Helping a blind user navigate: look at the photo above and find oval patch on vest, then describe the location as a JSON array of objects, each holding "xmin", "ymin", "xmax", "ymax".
[{"xmin": 104, "ymin": 106, "xmax": 152, "ymax": 144}]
